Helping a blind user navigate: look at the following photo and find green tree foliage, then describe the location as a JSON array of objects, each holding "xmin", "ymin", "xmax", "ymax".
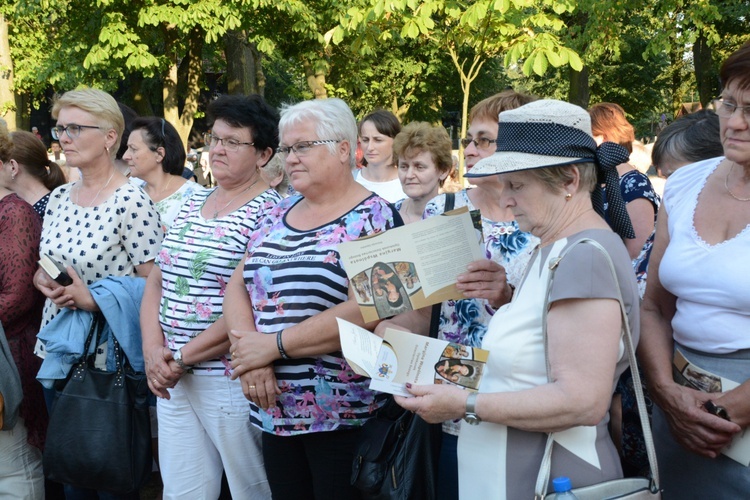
[
  {"xmin": 3, "ymin": 0, "xmax": 747, "ymax": 150},
  {"xmin": 9, "ymin": 0, "xmax": 248, "ymax": 146},
  {"xmin": 643, "ymin": 0, "xmax": 749, "ymax": 110},
  {"xmin": 328, "ymin": 0, "xmax": 584, "ymax": 179}
]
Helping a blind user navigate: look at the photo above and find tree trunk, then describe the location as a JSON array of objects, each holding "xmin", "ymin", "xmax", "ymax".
[
  {"xmin": 127, "ymin": 73, "xmax": 154, "ymax": 117},
  {"xmin": 224, "ymin": 30, "xmax": 262, "ymax": 96},
  {"xmin": 253, "ymin": 44, "xmax": 266, "ymax": 97},
  {"xmin": 0, "ymin": 14, "xmax": 17, "ymax": 128},
  {"xmin": 391, "ymin": 95, "xmax": 409, "ymax": 121},
  {"xmin": 568, "ymin": 66, "xmax": 590, "ymax": 108},
  {"xmin": 448, "ymin": 47, "xmax": 484, "ymax": 187},
  {"xmin": 163, "ymin": 26, "xmax": 203, "ymax": 149},
  {"xmin": 693, "ymin": 34, "xmax": 716, "ymax": 108},
  {"xmin": 303, "ymin": 60, "xmax": 327, "ymax": 99},
  {"xmin": 669, "ymin": 40, "xmax": 682, "ymax": 117}
]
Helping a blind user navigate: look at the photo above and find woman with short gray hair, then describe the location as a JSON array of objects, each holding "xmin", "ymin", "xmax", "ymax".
[
  {"xmin": 225, "ymin": 98, "xmax": 401, "ymax": 499},
  {"xmin": 652, "ymin": 110, "xmax": 723, "ymax": 178}
]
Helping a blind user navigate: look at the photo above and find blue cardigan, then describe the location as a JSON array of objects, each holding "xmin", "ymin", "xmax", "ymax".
[{"xmin": 37, "ymin": 276, "xmax": 146, "ymax": 389}]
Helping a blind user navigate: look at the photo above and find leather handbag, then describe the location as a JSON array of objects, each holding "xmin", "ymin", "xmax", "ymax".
[
  {"xmin": 351, "ymin": 397, "xmax": 439, "ymax": 500},
  {"xmin": 43, "ymin": 313, "xmax": 152, "ymax": 495},
  {"xmin": 534, "ymin": 238, "xmax": 661, "ymax": 500},
  {"xmin": 352, "ymin": 301, "xmax": 443, "ymax": 500}
]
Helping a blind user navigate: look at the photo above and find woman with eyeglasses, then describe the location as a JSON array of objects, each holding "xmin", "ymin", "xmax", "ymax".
[
  {"xmin": 639, "ymin": 41, "xmax": 750, "ymax": 497},
  {"xmin": 33, "ymin": 88, "xmax": 163, "ymax": 499},
  {"xmin": 376, "ymin": 90, "xmax": 538, "ymax": 500},
  {"xmin": 140, "ymin": 94, "xmax": 279, "ymax": 499},
  {"xmin": 123, "ymin": 117, "xmax": 202, "ymax": 232},
  {"xmin": 355, "ymin": 109, "xmax": 407, "ymax": 203},
  {"xmin": 223, "ymin": 98, "xmax": 400, "ymax": 499}
]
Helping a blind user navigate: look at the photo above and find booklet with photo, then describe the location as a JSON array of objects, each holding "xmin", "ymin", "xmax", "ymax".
[
  {"xmin": 337, "ymin": 318, "xmax": 489, "ymax": 397},
  {"xmin": 674, "ymin": 349, "xmax": 750, "ymax": 465},
  {"xmin": 338, "ymin": 206, "xmax": 484, "ymax": 322}
]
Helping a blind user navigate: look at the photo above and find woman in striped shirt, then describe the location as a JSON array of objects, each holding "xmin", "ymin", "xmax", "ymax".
[
  {"xmin": 225, "ymin": 98, "xmax": 401, "ymax": 500},
  {"xmin": 141, "ymin": 95, "xmax": 280, "ymax": 499}
]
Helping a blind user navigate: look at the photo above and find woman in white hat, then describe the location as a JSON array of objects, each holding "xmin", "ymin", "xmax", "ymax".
[{"xmin": 396, "ymin": 99, "xmax": 641, "ymax": 498}]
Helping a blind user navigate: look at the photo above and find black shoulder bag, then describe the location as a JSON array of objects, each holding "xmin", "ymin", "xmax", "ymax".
[
  {"xmin": 351, "ymin": 311, "xmax": 444, "ymax": 498},
  {"xmin": 43, "ymin": 312, "xmax": 152, "ymax": 495}
]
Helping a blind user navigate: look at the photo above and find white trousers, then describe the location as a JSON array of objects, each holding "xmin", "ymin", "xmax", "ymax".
[
  {"xmin": 0, "ymin": 418, "xmax": 44, "ymax": 500},
  {"xmin": 157, "ymin": 374, "xmax": 270, "ymax": 499}
]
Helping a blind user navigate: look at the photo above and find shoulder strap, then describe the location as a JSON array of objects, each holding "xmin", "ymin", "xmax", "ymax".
[
  {"xmin": 428, "ymin": 192, "xmax": 456, "ymax": 339},
  {"xmin": 444, "ymin": 192, "xmax": 455, "ymax": 212},
  {"xmin": 534, "ymin": 238, "xmax": 660, "ymax": 498}
]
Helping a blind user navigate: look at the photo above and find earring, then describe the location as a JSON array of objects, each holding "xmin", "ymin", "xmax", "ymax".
[
  {"xmin": 11, "ymin": 172, "xmax": 16, "ymax": 181},
  {"xmin": 565, "ymin": 193, "xmax": 572, "ymax": 201}
]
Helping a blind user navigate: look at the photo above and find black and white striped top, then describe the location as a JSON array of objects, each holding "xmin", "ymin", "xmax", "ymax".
[{"xmin": 244, "ymin": 194, "xmax": 399, "ymax": 435}]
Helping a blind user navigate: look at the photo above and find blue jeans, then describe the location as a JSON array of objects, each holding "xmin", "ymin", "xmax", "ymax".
[{"xmin": 62, "ymin": 486, "xmax": 139, "ymax": 500}]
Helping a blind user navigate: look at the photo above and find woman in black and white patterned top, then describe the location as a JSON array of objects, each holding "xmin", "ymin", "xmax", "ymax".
[
  {"xmin": 33, "ymin": 88, "xmax": 163, "ymax": 499},
  {"xmin": 34, "ymin": 88, "xmax": 162, "ymax": 331}
]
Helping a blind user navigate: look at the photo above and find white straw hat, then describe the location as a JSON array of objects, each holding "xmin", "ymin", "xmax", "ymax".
[
  {"xmin": 466, "ymin": 99, "xmax": 597, "ymax": 177},
  {"xmin": 465, "ymin": 99, "xmax": 637, "ymax": 240}
]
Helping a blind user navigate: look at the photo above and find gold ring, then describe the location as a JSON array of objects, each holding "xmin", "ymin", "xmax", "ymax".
[
  {"xmin": 232, "ymin": 351, "xmax": 237, "ymax": 357},
  {"xmin": 152, "ymin": 378, "xmax": 158, "ymax": 384},
  {"xmin": 248, "ymin": 385, "xmax": 256, "ymax": 390}
]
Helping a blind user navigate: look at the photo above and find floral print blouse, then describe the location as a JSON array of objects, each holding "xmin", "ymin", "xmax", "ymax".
[{"xmin": 243, "ymin": 194, "xmax": 398, "ymax": 435}]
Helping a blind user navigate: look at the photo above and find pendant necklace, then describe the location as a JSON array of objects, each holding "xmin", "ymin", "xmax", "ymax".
[
  {"xmin": 724, "ymin": 163, "xmax": 750, "ymax": 202},
  {"xmin": 75, "ymin": 170, "xmax": 115, "ymax": 207},
  {"xmin": 212, "ymin": 179, "xmax": 259, "ymax": 218}
]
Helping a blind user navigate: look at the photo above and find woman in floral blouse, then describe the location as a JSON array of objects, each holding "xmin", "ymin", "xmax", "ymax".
[
  {"xmin": 123, "ymin": 116, "xmax": 203, "ymax": 232},
  {"xmin": 417, "ymin": 91, "xmax": 538, "ymax": 500},
  {"xmin": 141, "ymin": 95, "xmax": 280, "ymax": 499},
  {"xmin": 224, "ymin": 98, "xmax": 400, "ymax": 499}
]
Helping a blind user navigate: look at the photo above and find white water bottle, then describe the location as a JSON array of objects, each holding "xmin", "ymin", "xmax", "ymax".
[{"xmin": 552, "ymin": 476, "xmax": 580, "ymax": 499}]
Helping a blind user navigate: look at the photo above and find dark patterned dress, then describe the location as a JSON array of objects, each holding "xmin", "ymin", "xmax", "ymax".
[{"xmin": 0, "ymin": 194, "xmax": 46, "ymax": 448}]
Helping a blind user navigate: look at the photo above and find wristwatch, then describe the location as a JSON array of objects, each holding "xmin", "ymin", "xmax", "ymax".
[
  {"xmin": 463, "ymin": 392, "xmax": 482, "ymax": 425},
  {"xmin": 173, "ymin": 347, "xmax": 191, "ymax": 370}
]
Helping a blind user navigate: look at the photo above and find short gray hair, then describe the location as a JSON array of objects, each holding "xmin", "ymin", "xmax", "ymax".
[
  {"xmin": 279, "ymin": 98, "xmax": 358, "ymax": 169},
  {"xmin": 652, "ymin": 110, "xmax": 723, "ymax": 168}
]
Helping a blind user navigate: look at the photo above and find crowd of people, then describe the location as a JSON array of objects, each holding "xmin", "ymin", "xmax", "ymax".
[{"xmin": 0, "ymin": 40, "xmax": 748, "ymax": 500}]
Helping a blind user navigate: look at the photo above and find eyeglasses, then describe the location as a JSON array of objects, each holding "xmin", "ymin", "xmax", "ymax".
[
  {"xmin": 276, "ymin": 140, "xmax": 340, "ymax": 158},
  {"xmin": 51, "ymin": 124, "xmax": 102, "ymax": 140},
  {"xmin": 714, "ymin": 99, "xmax": 750, "ymax": 120},
  {"xmin": 460, "ymin": 137, "xmax": 497, "ymax": 150},
  {"xmin": 203, "ymin": 132, "xmax": 254, "ymax": 152}
]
